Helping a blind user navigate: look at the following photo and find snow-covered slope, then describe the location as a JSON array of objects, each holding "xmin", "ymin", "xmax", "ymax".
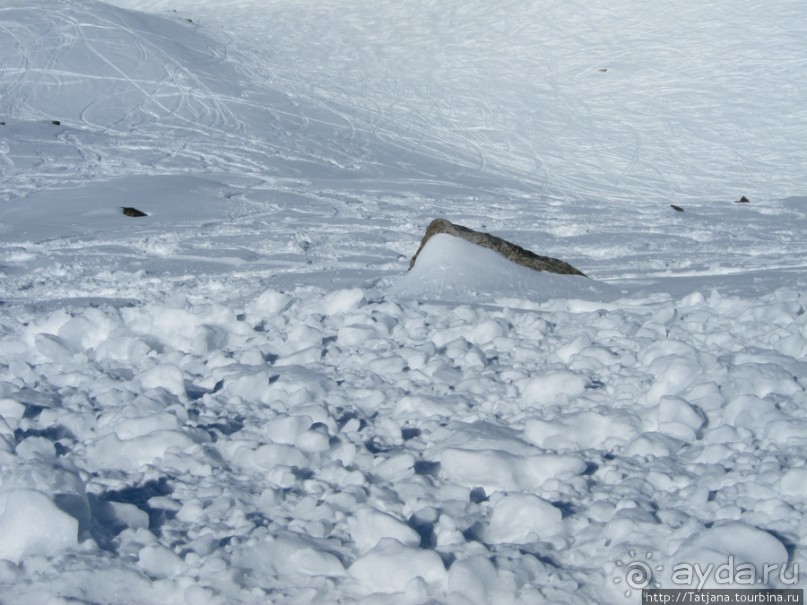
[{"xmin": 1, "ymin": 0, "xmax": 806, "ymax": 602}]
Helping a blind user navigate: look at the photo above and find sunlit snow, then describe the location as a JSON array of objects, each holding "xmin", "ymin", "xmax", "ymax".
[{"xmin": 1, "ymin": 0, "xmax": 806, "ymax": 603}]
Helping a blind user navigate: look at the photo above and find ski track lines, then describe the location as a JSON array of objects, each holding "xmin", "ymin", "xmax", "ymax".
[
  {"xmin": 189, "ymin": 0, "xmax": 807, "ymax": 206},
  {"xmin": 0, "ymin": 2, "xmax": 327, "ymax": 188},
  {"xmin": 1, "ymin": 1, "xmax": 499, "ymax": 198}
]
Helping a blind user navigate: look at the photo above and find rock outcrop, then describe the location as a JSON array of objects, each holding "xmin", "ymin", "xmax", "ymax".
[
  {"xmin": 409, "ymin": 219, "xmax": 587, "ymax": 277},
  {"xmin": 122, "ymin": 207, "xmax": 147, "ymax": 217}
]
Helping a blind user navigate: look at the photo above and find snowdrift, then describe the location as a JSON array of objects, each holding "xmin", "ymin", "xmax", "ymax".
[{"xmin": 391, "ymin": 233, "xmax": 616, "ymax": 305}]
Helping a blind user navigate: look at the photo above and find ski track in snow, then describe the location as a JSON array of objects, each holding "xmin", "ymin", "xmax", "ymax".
[{"xmin": 1, "ymin": 0, "xmax": 807, "ymax": 602}]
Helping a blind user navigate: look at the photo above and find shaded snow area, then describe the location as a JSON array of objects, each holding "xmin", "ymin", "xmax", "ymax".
[{"xmin": 2, "ymin": 0, "xmax": 807, "ymax": 603}]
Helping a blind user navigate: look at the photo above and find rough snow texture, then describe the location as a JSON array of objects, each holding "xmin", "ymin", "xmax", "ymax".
[
  {"xmin": 1, "ymin": 0, "xmax": 806, "ymax": 603},
  {"xmin": 1, "ymin": 285, "xmax": 806, "ymax": 602}
]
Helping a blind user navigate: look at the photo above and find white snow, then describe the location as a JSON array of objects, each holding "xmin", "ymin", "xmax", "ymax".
[
  {"xmin": 0, "ymin": 489, "xmax": 79, "ymax": 563},
  {"xmin": 1, "ymin": 0, "xmax": 807, "ymax": 602}
]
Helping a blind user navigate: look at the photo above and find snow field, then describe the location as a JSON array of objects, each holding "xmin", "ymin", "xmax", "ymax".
[
  {"xmin": 2, "ymin": 0, "xmax": 807, "ymax": 601},
  {"xmin": 1, "ymin": 275, "xmax": 806, "ymax": 601}
]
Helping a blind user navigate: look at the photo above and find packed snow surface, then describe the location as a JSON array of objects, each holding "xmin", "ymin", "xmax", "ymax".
[{"xmin": 1, "ymin": 0, "xmax": 806, "ymax": 603}]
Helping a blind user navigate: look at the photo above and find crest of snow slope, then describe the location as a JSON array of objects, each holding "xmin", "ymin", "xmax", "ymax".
[
  {"xmin": 0, "ymin": 0, "xmax": 265, "ymax": 195},
  {"xmin": 0, "ymin": 0, "xmax": 242, "ymax": 128},
  {"xmin": 0, "ymin": 0, "xmax": 509, "ymax": 199}
]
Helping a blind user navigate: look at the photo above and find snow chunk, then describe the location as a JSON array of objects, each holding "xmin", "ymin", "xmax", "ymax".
[
  {"xmin": 321, "ymin": 288, "xmax": 367, "ymax": 313},
  {"xmin": 440, "ymin": 448, "xmax": 586, "ymax": 493},
  {"xmin": 779, "ymin": 468, "xmax": 807, "ymax": 499},
  {"xmin": 348, "ymin": 539, "xmax": 447, "ymax": 594},
  {"xmin": 0, "ymin": 489, "xmax": 78, "ymax": 563},
  {"xmin": 136, "ymin": 364, "xmax": 186, "ymax": 398},
  {"xmin": 722, "ymin": 394, "xmax": 778, "ymax": 429},
  {"xmin": 0, "ymin": 399, "xmax": 25, "ymax": 428},
  {"xmin": 674, "ymin": 522, "xmax": 789, "ymax": 588},
  {"xmin": 486, "ymin": 494, "xmax": 563, "ymax": 544},
  {"xmin": 248, "ymin": 289, "xmax": 293, "ymax": 316},
  {"xmin": 87, "ymin": 431, "xmax": 199, "ymax": 472},
  {"xmin": 657, "ymin": 396, "xmax": 705, "ymax": 441},
  {"xmin": 34, "ymin": 333, "xmax": 76, "ymax": 362},
  {"xmin": 643, "ymin": 356, "xmax": 703, "ymax": 404},
  {"xmin": 138, "ymin": 544, "xmax": 184, "ymax": 579},
  {"xmin": 265, "ymin": 415, "xmax": 313, "ymax": 445},
  {"xmin": 467, "ymin": 319, "xmax": 511, "ymax": 346},
  {"xmin": 348, "ymin": 507, "xmax": 421, "ymax": 554},
  {"xmin": 231, "ymin": 443, "xmax": 309, "ymax": 472},
  {"xmin": 521, "ymin": 370, "xmax": 587, "ymax": 406},
  {"xmin": 623, "ymin": 432, "xmax": 684, "ymax": 458},
  {"xmin": 523, "ymin": 411, "xmax": 640, "ymax": 449},
  {"xmin": 236, "ymin": 536, "xmax": 344, "ymax": 579},
  {"xmin": 447, "ymin": 555, "xmax": 499, "ymax": 605}
]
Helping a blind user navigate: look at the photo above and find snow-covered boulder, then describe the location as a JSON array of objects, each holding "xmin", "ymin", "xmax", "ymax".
[{"xmin": 409, "ymin": 219, "xmax": 587, "ymax": 276}]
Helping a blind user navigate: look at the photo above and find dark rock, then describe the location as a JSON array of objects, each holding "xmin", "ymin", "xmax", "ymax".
[
  {"xmin": 409, "ymin": 218, "xmax": 587, "ymax": 277},
  {"xmin": 670, "ymin": 204, "xmax": 684, "ymax": 212},
  {"xmin": 122, "ymin": 207, "xmax": 147, "ymax": 217},
  {"xmin": 51, "ymin": 120, "xmax": 61, "ymax": 126},
  {"xmin": 736, "ymin": 196, "xmax": 750, "ymax": 203}
]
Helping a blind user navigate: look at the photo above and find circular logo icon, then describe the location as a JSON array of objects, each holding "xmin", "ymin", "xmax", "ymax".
[{"xmin": 613, "ymin": 550, "xmax": 663, "ymax": 597}]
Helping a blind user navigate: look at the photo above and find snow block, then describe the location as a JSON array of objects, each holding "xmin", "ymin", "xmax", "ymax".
[
  {"xmin": 523, "ymin": 410, "xmax": 640, "ymax": 449},
  {"xmin": 136, "ymin": 364, "xmax": 186, "ymax": 398},
  {"xmin": 235, "ymin": 536, "xmax": 344, "ymax": 579},
  {"xmin": 522, "ymin": 370, "xmax": 587, "ymax": 406},
  {"xmin": 447, "ymin": 555, "xmax": 498, "ymax": 605},
  {"xmin": 0, "ymin": 489, "xmax": 79, "ymax": 563},
  {"xmin": 348, "ymin": 539, "xmax": 447, "ymax": 594},
  {"xmin": 779, "ymin": 468, "xmax": 807, "ymax": 499},
  {"xmin": 658, "ymin": 396, "xmax": 705, "ymax": 441},
  {"xmin": 87, "ymin": 430, "xmax": 199, "ymax": 472},
  {"xmin": 440, "ymin": 448, "xmax": 586, "ymax": 493},
  {"xmin": 486, "ymin": 494, "xmax": 563, "ymax": 544},
  {"xmin": 674, "ymin": 522, "xmax": 789, "ymax": 588},
  {"xmin": 348, "ymin": 507, "xmax": 421, "ymax": 554}
]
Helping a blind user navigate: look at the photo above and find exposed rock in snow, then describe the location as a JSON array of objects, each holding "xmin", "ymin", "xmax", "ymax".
[
  {"xmin": 410, "ymin": 218, "xmax": 587, "ymax": 276},
  {"xmin": 392, "ymin": 232, "xmax": 613, "ymax": 304}
]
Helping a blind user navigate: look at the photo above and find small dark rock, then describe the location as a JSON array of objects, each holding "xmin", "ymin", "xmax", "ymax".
[
  {"xmin": 0, "ymin": 121, "xmax": 6, "ymax": 126},
  {"xmin": 599, "ymin": 68, "xmax": 608, "ymax": 72},
  {"xmin": 410, "ymin": 218, "xmax": 587, "ymax": 277},
  {"xmin": 736, "ymin": 196, "xmax": 750, "ymax": 204},
  {"xmin": 122, "ymin": 207, "xmax": 147, "ymax": 217},
  {"xmin": 51, "ymin": 120, "xmax": 61, "ymax": 126},
  {"xmin": 670, "ymin": 204, "xmax": 684, "ymax": 212}
]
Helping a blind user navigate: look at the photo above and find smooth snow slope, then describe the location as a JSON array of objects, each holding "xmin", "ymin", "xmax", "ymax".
[
  {"xmin": 1, "ymin": 0, "xmax": 806, "ymax": 603},
  {"xmin": 111, "ymin": 0, "xmax": 807, "ymax": 206}
]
